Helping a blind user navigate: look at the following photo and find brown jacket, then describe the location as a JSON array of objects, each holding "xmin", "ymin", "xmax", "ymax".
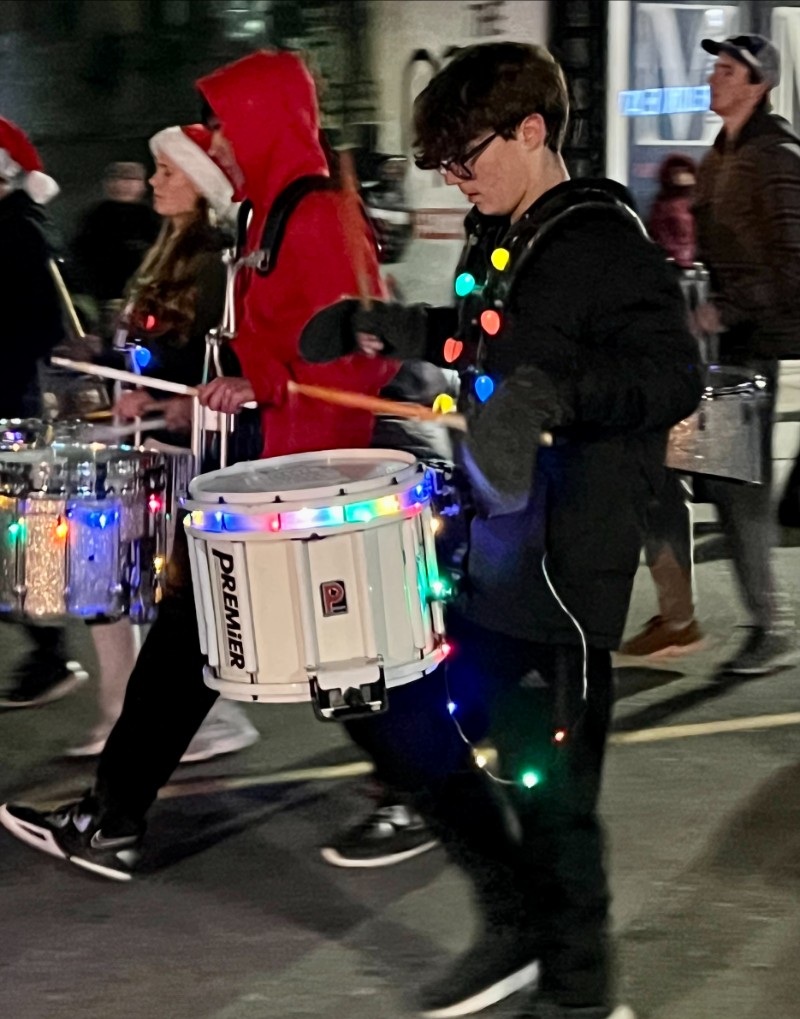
[{"xmin": 695, "ymin": 104, "xmax": 800, "ymax": 359}]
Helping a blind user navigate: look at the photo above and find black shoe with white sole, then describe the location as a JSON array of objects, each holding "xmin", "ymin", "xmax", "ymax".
[
  {"xmin": 0, "ymin": 799, "xmax": 142, "ymax": 881},
  {"xmin": 0, "ymin": 659, "xmax": 88, "ymax": 709},
  {"xmin": 719, "ymin": 627, "xmax": 798, "ymax": 677},
  {"xmin": 419, "ymin": 934, "xmax": 540, "ymax": 1018},
  {"xmin": 321, "ymin": 802, "xmax": 439, "ymax": 868}
]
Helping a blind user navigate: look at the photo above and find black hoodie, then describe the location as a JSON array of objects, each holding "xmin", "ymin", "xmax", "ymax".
[{"xmin": 0, "ymin": 189, "xmax": 65, "ymax": 417}]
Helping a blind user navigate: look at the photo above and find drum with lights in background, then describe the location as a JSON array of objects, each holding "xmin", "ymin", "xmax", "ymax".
[
  {"xmin": 183, "ymin": 449, "xmax": 450, "ymax": 720},
  {"xmin": 0, "ymin": 438, "xmax": 169, "ymax": 622}
]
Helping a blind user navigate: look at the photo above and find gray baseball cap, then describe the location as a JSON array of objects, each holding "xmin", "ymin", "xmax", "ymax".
[{"xmin": 701, "ymin": 34, "xmax": 780, "ymax": 88}]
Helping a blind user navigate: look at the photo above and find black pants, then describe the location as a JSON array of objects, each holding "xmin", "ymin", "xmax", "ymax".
[
  {"xmin": 94, "ymin": 526, "xmax": 613, "ymax": 1005},
  {"xmin": 95, "ymin": 516, "xmax": 217, "ymax": 828},
  {"xmin": 346, "ymin": 613, "xmax": 614, "ymax": 1008}
]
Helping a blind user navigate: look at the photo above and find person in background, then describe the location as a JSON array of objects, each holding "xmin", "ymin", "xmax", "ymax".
[
  {"xmin": 694, "ymin": 33, "xmax": 799, "ymax": 675},
  {"xmin": 0, "ymin": 116, "xmax": 86, "ymax": 710},
  {"xmin": 618, "ymin": 159, "xmax": 703, "ymax": 660},
  {"xmin": 648, "ymin": 154, "xmax": 697, "ymax": 268},
  {"xmin": 65, "ymin": 124, "xmax": 259, "ymax": 763},
  {"xmin": 71, "ymin": 161, "xmax": 160, "ymax": 336}
]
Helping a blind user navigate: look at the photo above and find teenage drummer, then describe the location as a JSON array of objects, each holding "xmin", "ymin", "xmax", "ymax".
[
  {"xmin": 298, "ymin": 42, "xmax": 702, "ymax": 1019},
  {"xmin": 62, "ymin": 124, "xmax": 259, "ymax": 762},
  {"xmin": 0, "ymin": 52, "xmax": 406, "ymax": 877}
]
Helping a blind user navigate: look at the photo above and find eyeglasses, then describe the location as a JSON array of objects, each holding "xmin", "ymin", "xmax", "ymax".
[{"xmin": 433, "ymin": 133, "xmax": 499, "ymax": 181}]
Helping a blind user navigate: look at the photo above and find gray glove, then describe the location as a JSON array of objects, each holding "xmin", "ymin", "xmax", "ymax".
[{"xmin": 461, "ymin": 366, "xmax": 572, "ymax": 518}]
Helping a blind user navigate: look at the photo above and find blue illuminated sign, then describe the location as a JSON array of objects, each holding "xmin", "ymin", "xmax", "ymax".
[{"xmin": 619, "ymin": 86, "xmax": 710, "ymax": 117}]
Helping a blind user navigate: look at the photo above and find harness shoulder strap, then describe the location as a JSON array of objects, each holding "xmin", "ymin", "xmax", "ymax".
[{"xmin": 253, "ymin": 175, "xmax": 337, "ymax": 277}]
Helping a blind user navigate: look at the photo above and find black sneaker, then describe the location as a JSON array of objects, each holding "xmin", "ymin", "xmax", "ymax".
[
  {"xmin": 0, "ymin": 659, "xmax": 87, "ymax": 709},
  {"xmin": 719, "ymin": 628, "xmax": 798, "ymax": 676},
  {"xmin": 419, "ymin": 933, "xmax": 540, "ymax": 1018},
  {"xmin": 320, "ymin": 802, "xmax": 439, "ymax": 868},
  {"xmin": 0, "ymin": 800, "xmax": 142, "ymax": 881}
]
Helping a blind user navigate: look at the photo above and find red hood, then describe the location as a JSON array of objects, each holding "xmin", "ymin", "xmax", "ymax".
[{"xmin": 197, "ymin": 51, "xmax": 328, "ymax": 210}]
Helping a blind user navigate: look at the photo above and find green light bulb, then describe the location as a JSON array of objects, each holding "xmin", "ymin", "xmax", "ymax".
[
  {"xmin": 521, "ymin": 770, "xmax": 540, "ymax": 789},
  {"xmin": 454, "ymin": 272, "xmax": 477, "ymax": 297}
]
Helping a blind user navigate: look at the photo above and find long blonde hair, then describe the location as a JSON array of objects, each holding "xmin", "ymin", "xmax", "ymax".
[{"xmin": 127, "ymin": 197, "xmax": 214, "ymax": 344}]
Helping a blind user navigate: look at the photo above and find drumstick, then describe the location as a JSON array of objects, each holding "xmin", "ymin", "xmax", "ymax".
[
  {"xmin": 288, "ymin": 380, "xmax": 468, "ymax": 432},
  {"xmin": 48, "ymin": 260, "xmax": 86, "ymax": 339},
  {"xmin": 51, "ymin": 358, "xmax": 257, "ymax": 409},
  {"xmin": 288, "ymin": 381, "xmax": 554, "ymax": 445},
  {"xmin": 337, "ymin": 149, "xmax": 373, "ymax": 310}
]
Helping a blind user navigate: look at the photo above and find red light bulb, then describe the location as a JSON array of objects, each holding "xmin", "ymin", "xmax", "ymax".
[
  {"xmin": 443, "ymin": 338, "xmax": 464, "ymax": 363},
  {"xmin": 480, "ymin": 309, "xmax": 502, "ymax": 336}
]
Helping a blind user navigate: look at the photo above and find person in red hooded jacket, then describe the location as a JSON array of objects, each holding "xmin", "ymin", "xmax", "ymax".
[
  {"xmin": 194, "ymin": 50, "xmax": 399, "ymax": 453},
  {"xmin": 0, "ymin": 51, "xmax": 421, "ymax": 880}
]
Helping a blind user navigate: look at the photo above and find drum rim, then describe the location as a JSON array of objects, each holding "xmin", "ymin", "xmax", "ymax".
[{"xmin": 188, "ymin": 448, "xmax": 423, "ymax": 506}]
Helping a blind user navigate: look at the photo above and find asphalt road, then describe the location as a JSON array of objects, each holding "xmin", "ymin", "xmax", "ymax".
[{"xmin": 1, "ymin": 528, "xmax": 800, "ymax": 1019}]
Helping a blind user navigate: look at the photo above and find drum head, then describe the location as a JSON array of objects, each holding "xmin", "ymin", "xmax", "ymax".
[{"xmin": 190, "ymin": 448, "xmax": 421, "ymax": 505}]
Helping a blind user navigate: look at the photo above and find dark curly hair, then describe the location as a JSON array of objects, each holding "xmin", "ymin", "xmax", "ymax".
[{"xmin": 413, "ymin": 42, "xmax": 569, "ymax": 171}]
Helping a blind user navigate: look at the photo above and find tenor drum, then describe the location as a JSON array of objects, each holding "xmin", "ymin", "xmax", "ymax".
[
  {"xmin": 0, "ymin": 442, "xmax": 168, "ymax": 620},
  {"xmin": 666, "ymin": 366, "xmax": 770, "ymax": 484},
  {"xmin": 184, "ymin": 449, "xmax": 449, "ymax": 719}
]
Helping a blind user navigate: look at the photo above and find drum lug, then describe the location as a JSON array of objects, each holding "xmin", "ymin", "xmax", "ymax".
[{"xmin": 309, "ymin": 670, "xmax": 389, "ymax": 722}]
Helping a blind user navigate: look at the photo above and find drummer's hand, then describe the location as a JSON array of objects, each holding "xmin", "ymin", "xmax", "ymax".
[
  {"xmin": 694, "ymin": 302, "xmax": 722, "ymax": 335},
  {"xmin": 162, "ymin": 397, "xmax": 193, "ymax": 431},
  {"xmin": 197, "ymin": 377, "xmax": 256, "ymax": 414},
  {"xmin": 114, "ymin": 389, "xmax": 154, "ymax": 420},
  {"xmin": 356, "ymin": 332, "xmax": 385, "ymax": 357}
]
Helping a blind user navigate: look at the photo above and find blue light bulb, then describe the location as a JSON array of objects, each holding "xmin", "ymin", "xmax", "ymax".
[
  {"xmin": 134, "ymin": 345, "xmax": 152, "ymax": 369},
  {"xmin": 474, "ymin": 374, "xmax": 495, "ymax": 403}
]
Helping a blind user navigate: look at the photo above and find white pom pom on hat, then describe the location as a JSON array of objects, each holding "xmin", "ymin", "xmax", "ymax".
[
  {"xmin": 149, "ymin": 124, "xmax": 235, "ymax": 217},
  {"xmin": 0, "ymin": 116, "xmax": 59, "ymax": 204}
]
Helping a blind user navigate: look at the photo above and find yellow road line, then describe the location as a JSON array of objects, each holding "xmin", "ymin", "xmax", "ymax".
[
  {"xmin": 611, "ymin": 712, "xmax": 800, "ymax": 744},
  {"xmin": 14, "ymin": 714, "xmax": 800, "ymax": 806},
  {"xmin": 157, "ymin": 760, "xmax": 374, "ymax": 799}
]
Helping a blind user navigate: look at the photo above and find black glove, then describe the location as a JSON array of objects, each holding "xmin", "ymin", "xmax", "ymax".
[
  {"xmin": 352, "ymin": 301, "xmax": 428, "ymax": 359},
  {"xmin": 299, "ymin": 298, "xmax": 360, "ymax": 363},
  {"xmin": 300, "ymin": 299, "xmax": 429, "ymax": 363},
  {"xmin": 460, "ymin": 366, "xmax": 573, "ymax": 518}
]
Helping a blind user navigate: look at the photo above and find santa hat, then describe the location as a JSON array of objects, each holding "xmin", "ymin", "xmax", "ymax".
[
  {"xmin": 0, "ymin": 117, "xmax": 59, "ymax": 204},
  {"xmin": 149, "ymin": 124, "xmax": 234, "ymax": 217}
]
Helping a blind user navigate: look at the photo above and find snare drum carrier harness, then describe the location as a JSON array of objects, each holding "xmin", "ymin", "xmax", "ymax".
[
  {"xmin": 200, "ymin": 175, "xmax": 376, "ymax": 465},
  {"xmin": 442, "ymin": 184, "xmax": 649, "ymax": 408}
]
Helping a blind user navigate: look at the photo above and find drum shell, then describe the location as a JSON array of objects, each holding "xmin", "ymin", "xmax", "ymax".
[
  {"xmin": 666, "ymin": 367, "xmax": 769, "ymax": 484},
  {"xmin": 183, "ymin": 449, "xmax": 447, "ymax": 704},
  {"xmin": 0, "ymin": 444, "xmax": 169, "ymax": 620}
]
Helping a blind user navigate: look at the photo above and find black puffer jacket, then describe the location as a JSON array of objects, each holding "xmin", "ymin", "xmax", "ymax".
[
  {"xmin": 0, "ymin": 190, "xmax": 65, "ymax": 417},
  {"xmin": 374, "ymin": 181, "xmax": 703, "ymax": 648}
]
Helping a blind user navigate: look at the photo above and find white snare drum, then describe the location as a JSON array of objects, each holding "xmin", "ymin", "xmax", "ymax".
[
  {"xmin": 666, "ymin": 366, "xmax": 770, "ymax": 484},
  {"xmin": 184, "ymin": 449, "xmax": 448, "ymax": 719}
]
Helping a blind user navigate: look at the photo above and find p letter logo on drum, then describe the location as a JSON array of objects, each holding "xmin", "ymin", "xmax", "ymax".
[
  {"xmin": 320, "ymin": 580, "xmax": 348, "ymax": 617},
  {"xmin": 212, "ymin": 549, "xmax": 246, "ymax": 670}
]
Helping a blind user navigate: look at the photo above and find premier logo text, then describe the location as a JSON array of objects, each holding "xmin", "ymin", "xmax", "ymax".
[{"xmin": 213, "ymin": 549, "xmax": 246, "ymax": 669}]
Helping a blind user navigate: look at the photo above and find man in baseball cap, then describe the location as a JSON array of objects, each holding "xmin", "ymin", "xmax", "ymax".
[
  {"xmin": 701, "ymin": 34, "xmax": 780, "ymax": 89},
  {"xmin": 690, "ymin": 32, "xmax": 800, "ymax": 677}
]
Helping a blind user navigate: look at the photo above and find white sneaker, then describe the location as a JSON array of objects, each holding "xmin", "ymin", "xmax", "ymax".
[
  {"xmin": 180, "ymin": 700, "xmax": 259, "ymax": 763},
  {"xmin": 63, "ymin": 735, "xmax": 110, "ymax": 758}
]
